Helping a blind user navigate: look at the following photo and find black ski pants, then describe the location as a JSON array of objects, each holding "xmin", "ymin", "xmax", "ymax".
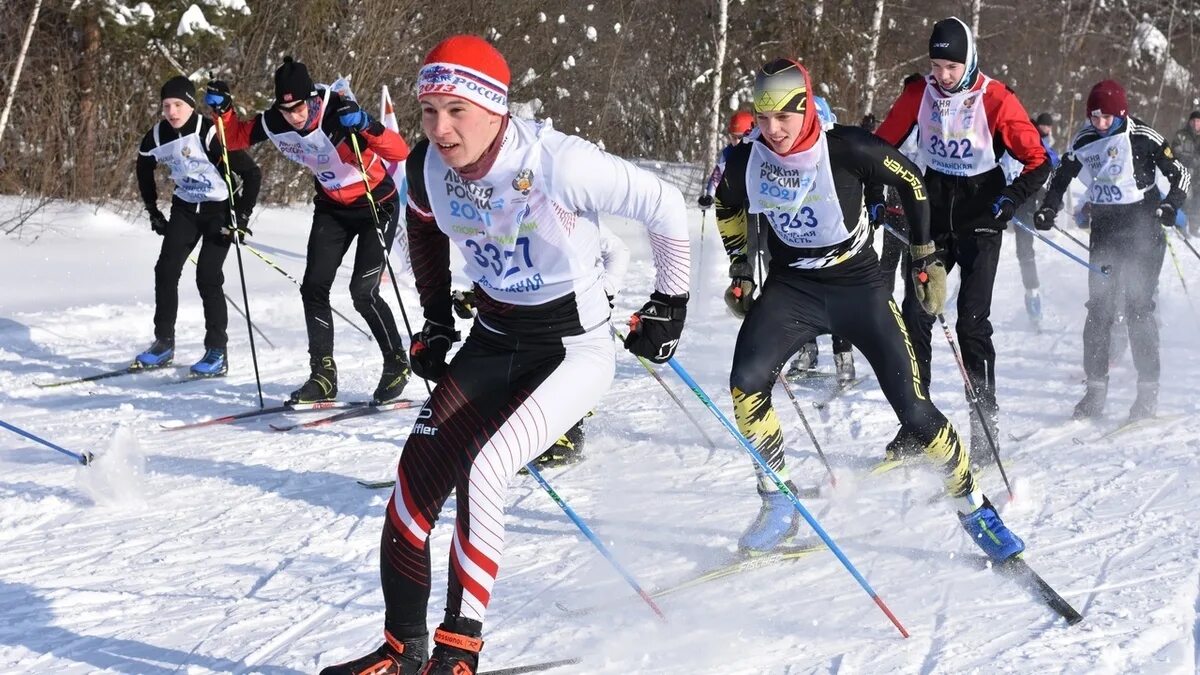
[
  {"xmin": 154, "ymin": 197, "xmax": 230, "ymax": 348},
  {"xmin": 300, "ymin": 199, "xmax": 403, "ymax": 359},
  {"xmin": 729, "ymin": 253, "xmax": 976, "ymax": 499},
  {"xmin": 1084, "ymin": 202, "xmax": 1165, "ymax": 383}
]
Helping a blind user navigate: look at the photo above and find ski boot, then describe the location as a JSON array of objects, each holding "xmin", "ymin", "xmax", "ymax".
[
  {"xmin": 1127, "ymin": 382, "xmax": 1158, "ymax": 423},
  {"xmin": 373, "ymin": 350, "xmax": 411, "ymax": 404},
  {"xmin": 533, "ymin": 418, "xmax": 586, "ymax": 468},
  {"xmin": 319, "ymin": 630, "xmax": 428, "ymax": 675},
  {"xmin": 421, "ymin": 617, "xmax": 482, "ymax": 675},
  {"xmin": 134, "ymin": 337, "xmax": 174, "ymax": 369},
  {"xmin": 1024, "ymin": 288, "xmax": 1042, "ymax": 325},
  {"xmin": 833, "ymin": 350, "xmax": 855, "ymax": 385},
  {"xmin": 289, "ymin": 355, "xmax": 338, "ymax": 404},
  {"xmin": 785, "ymin": 341, "xmax": 818, "ymax": 380},
  {"xmin": 737, "ymin": 480, "xmax": 801, "ymax": 554},
  {"xmin": 958, "ymin": 496, "xmax": 1025, "ymax": 563},
  {"xmin": 1072, "ymin": 378, "xmax": 1107, "ymax": 420},
  {"xmin": 884, "ymin": 427, "xmax": 923, "ymax": 463},
  {"xmin": 190, "ymin": 348, "xmax": 227, "ymax": 378}
]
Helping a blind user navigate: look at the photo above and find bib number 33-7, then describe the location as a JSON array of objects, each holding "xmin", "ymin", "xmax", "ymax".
[{"xmin": 466, "ymin": 236, "xmax": 534, "ymax": 278}]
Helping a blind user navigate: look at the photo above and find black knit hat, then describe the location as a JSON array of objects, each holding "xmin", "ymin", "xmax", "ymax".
[
  {"xmin": 1190, "ymin": 110, "xmax": 1200, "ymax": 121},
  {"xmin": 274, "ymin": 56, "xmax": 317, "ymax": 107},
  {"xmin": 1034, "ymin": 113, "xmax": 1054, "ymax": 127},
  {"xmin": 160, "ymin": 76, "xmax": 196, "ymax": 107}
]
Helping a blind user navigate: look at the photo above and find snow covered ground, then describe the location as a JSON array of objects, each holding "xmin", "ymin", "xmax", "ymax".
[{"xmin": 2, "ymin": 196, "xmax": 1199, "ymax": 674}]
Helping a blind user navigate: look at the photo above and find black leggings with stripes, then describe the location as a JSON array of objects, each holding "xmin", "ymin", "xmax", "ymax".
[{"xmin": 380, "ymin": 321, "xmax": 614, "ymax": 636}]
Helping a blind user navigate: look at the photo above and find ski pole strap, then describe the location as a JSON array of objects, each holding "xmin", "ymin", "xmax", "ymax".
[
  {"xmin": 1012, "ymin": 218, "xmax": 1109, "ymax": 276},
  {"xmin": 662, "ymin": 356, "xmax": 909, "ymax": 637},
  {"xmin": 524, "ymin": 464, "xmax": 666, "ymax": 622}
]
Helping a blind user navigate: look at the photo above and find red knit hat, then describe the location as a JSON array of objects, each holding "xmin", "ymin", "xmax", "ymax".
[
  {"xmin": 1086, "ymin": 79, "xmax": 1127, "ymax": 118},
  {"xmin": 417, "ymin": 35, "xmax": 510, "ymax": 115},
  {"xmin": 728, "ymin": 110, "xmax": 754, "ymax": 136}
]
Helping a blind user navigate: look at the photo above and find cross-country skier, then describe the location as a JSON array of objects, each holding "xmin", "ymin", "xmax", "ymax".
[
  {"xmin": 714, "ymin": 58, "xmax": 1024, "ymax": 564},
  {"xmin": 1034, "ymin": 79, "xmax": 1191, "ymax": 422},
  {"xmin": 318, "ymin": 35, "xmax": 690, "ymax": 675},
  {"xmin": 876, "ymin": 72, "xmax": 926, "ymax": 295},
  {"xmin": 729, "ymin": 95, "xmax": 857, "ymax": 385},
  {"xmin": 204, "ymin": 58, "xmax": 413, "ymax": 404},
  {"xmin": 1001, "ymin": 112, "xmax": 1061, "ymax": 326},
  {"xmin": 875, "ymin": 17, "xmax": 1050, "ymax": 456},
  {"xmin": 134, "ymin": 75, "xmax": 261, "ymax": 377},
  {"xmin": 699, "ymin": 110, "xmax": 755, "ymax": 209},
  {"xmin": 1173, "ymin": 110, "xmax": 1200, "ymax": 234}
]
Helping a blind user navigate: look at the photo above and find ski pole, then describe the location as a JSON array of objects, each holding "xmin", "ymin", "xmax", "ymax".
[
  {"xmin": 214, "ymin": 117, "xmax": 265, "ymax": 409},
  {"xmin": 1052, "ymin": 224, "xmax": 1090, "ymax": 252},
  {"xmin": 631, "ymin": 350, "xmax": 720, "ymax": 450},
  {"xmin": 348, "ymin": 132, "xmax": 431, "ymax": 396},
  {"xmin": 662, "ymin": 356, "xmax": 909, "ymax": 637},
  {"xmin": 187, "ymin": 255, "xmax": 275, "ymax": 348},
  {"xmin": 1164, "ymin": 236, "xmax": 1200, "ymax": 325},
  {"xmin": 1012, "ymin": 218, "xmax": 1110, "ymax": 276},
  {"xmin": 1, "ymin": 419, "xmax": 93, "ymax": 465},
  {"xmin": 935, "ymin": 314, "xmax": 1015, "ymax": 502},
  {"xmin": 1174, "ymin": 226, "xmax": 1200, "ymax": 262},
  {"xmin": 524, "ymin": 463, "xmax": 666, "ymax": 621},
  {"xmin": 776, "ymin": 373, "xmax": 837, "ymax": 487},
  {"xmin": 241, "ymin": 243, "xmax": 373, "ymax": 340},
  {"xmin": 698, "ymin": 208, "xmax": 708, "ymax": 284}
]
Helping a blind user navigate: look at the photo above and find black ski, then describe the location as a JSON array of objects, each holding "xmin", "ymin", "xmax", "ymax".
[
  {"xmin": 161, "ymin": 400, "xmax": 369, "ymax": 431},
  {"xmin": 1070, "ymin": 414, "xmax": 1185, "ymax": 445},
  {"xmin": 34, "ymin": 364, "xmax": 178, "ymax": 388},
  {"xmin": 480, "ymin": 658, "xmax": 581, "ymax": 675},
  {"xmin": 995, "ymin": 557, "xmax": 1083, "ymax": 625},
  {"xmin": 357, "ymin": 479, "xmax": 396, "ymax": 489},
  {"xmin": 270, "ymin": 398, "xmax": 418, "ymax": 431}
]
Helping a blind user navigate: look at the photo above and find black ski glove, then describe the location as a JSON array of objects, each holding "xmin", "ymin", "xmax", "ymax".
[
  {"xmin": 991, "ymin": 194, "xmax": 1016, "ymax": 223},
  {"xmin": 147, "ymin": 207, "xmax": 168, "ymax": 236},
  {"xmin": 1155, "ymin": 202, "xmax": 1178, "ymax": 228},
  {"xmin": 624, "ymin": 292, "xmax": 688, "ymax": 363},
  {"xmin": 409, "ymin": 321, "xmax": 460, "ymax": 383},
  {"xmin": 723, "ymin": 259, "xmax": 755, "ymax": 319},
  {"xmin": 866, "ymin": 202, "xmax": 885, "ymax": 229},
  {"xmin": 1033, "ymin": 206, "xmax": 1056, "ymax": 231},
  {"xmin": 451, "ymin": 290, "xmax": 477, "ymax": 319},
  {"xmin": 205, "ymin": 80, "xmax": 232, "ymax": 114}
]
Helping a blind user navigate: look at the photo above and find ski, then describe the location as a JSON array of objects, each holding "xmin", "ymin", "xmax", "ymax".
[
  {"xmin": 554, "ymin": 543, "xmax": 823, "ymax": 617},
  {"xmin": 812, "ymin": 377, "xmax": 868, "ymax": 410},
  {"xmin": 34, "ymin": 364, "xmax": 177, "ymax": 388},
  {"xmin": 480, "ymin": 658, "xmax": 581, "ymax": 675},
  {"xmin": 994, "ymin": 556, "xmax": 1083, "ymax": 625},
  {"xmin": 1070, "ymin": 414, "xmax": 1185, "ymax": 445},
  {"xmin": 161, "ymin": 400, "xmax": 369, "ymax": 431},
  {"xmin": 269, "ymin": 398, "xmax": 418, "ymax": 431},
  {"xmin": 356, "ymin": 479, "xmax": 396, "ymax": 489}
]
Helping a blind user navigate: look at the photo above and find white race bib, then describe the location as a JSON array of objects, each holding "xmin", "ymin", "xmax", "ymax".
[
  {"xmin": 745, "ymin": 132, "xmax": 848, "ymax": 249},
  {"xmin": 263, "ymin": 90, "xmax": 363, "ymax": 192},
  {"xmin": 147, "ymin": 119, "xmax": 227, "ymax": 204},
  {"xmin": 916, "ymin": 78, "xmax": 998, "ymax": 177},
  {"xmin": 1073, "ymin": 130, "xmax": 1141, "ymax": 206},
  {"xmin": 424, "ymin": 118, "xmax": 591, "ymax": 304}
]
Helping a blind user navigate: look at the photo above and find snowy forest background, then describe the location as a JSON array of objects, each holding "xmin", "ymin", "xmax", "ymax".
[{"xmin": 0, "ymin": 0, "xmax": 1198, "ymax": 208}]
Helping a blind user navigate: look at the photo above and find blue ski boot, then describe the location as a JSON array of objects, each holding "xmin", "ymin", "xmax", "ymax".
[
  {"xmin": 1024, "ymin": 289, "xmax": 1042, "ymax": 323},
  {"xmin": 190, "ymin": 348, "xmax": 228, "ymax": 377},
  {"xmin": 959, "ymin": 497, "xmax": 1025, "ymax": 563},
  {"xmin": 134, "ymin": 338, "xmax": 174, "ymax": 369},
  {"xmin": 738, "ymin": 481, "xmax": 801, "ymax": 554}
]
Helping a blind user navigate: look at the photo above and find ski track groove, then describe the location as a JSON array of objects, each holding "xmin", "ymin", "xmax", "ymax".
[
  {"xmin": 235, "ymin": 585, "xmax": 376, "ymax": 674},
  {"xmin": 917, "ymin": 586, "xmax": 952, "ymax": 675},
  {"xmin": 1080, "ymin": 536, "xmax": 1157, "ymax": 617}
]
